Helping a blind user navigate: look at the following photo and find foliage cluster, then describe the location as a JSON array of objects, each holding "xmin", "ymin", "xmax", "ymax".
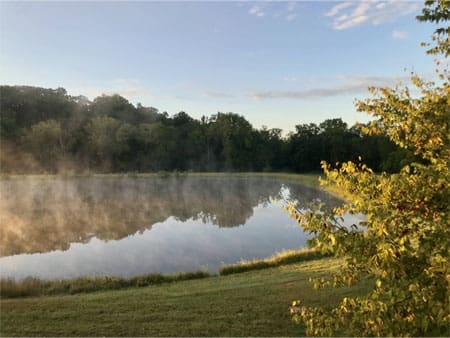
[
  {"xmin": 289, "ymin": 1, "xmax": 449, "ymax": 336},
  {"xmin": 0, "ymin": 86, "xmax": 413, "ymax": 174}
]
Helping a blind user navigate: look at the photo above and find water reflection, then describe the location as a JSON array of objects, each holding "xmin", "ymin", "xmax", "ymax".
[{"xmin": 0, "ymin": 176, "xmax": 351, "ymax": 279}]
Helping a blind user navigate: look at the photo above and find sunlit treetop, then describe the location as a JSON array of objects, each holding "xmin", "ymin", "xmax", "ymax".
[{"xmin": 417, "ymin": 0, "xmax": 450, "ymax": 56}]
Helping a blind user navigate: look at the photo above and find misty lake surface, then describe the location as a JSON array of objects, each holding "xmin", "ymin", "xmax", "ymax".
[{"xmin": 0, "ymin": 176, "xmax": 362, "ymax": 280}]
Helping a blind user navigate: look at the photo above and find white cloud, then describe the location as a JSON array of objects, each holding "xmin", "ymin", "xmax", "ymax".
[
  {"xmin": 246, "ymin": 74, "xmax": 411, "ymax": 100},
  {"xmin": 392, "ymin": 30, "xmax": 408, "ymax": 39},
  {"xmin": 285, "ymin": 13, "xmax": 298, "ymax": 22},
  {"xmin": 287, "ymin": 2, "xmax": 296, "ymax": 12},
  {"xmin": 283, "ymin": 76, "xmax": 298, "ymax": 82},
  {"xmin": 247, "ymin": 86, "xmax": 356, "ymax": 100},
  {"xmin": 375, "ymin": 2, "xmax": 387, "ymax": 10},
  {"xmin": 68, "ymin": 78, "xmax": 147, "ymax": 100},
  {"xmin": 249, "ymin": 5, "xmax": 265, "ymax": 17},
  {"xmin": 325, "ymin": 2, "xmax": 353, "ymax": 17},
  {"xmin": 326, "ymin": 1, "xmax": 420, "ymax": 30},
  {"xmin": 335, "ymin": 74, "xmax": 410, "ymax": 86},
  {"xmin": 246, "ymin": 2, "xmax": 300, "ymax": 22},
  {"xmin": 205, "ymin": 90, "xmax": 234, "ymax": 98},
  {"xmin": 110, "ymin": 78, "xmax": 145, "ymax": 95}
]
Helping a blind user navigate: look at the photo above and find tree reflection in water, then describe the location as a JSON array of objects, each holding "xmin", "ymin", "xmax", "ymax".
[{"xmin": 0, "ymin": 176, "xmax": 342, "ymax": 257}]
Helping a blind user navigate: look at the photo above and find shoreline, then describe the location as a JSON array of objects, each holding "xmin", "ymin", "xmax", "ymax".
[{"xmin": 1, "ymin": 248, "xmax": 328, "ymax": 299}]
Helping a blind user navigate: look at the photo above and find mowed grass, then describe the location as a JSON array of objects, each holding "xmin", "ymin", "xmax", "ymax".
[
  {"xmin": 0, "ymin": 258, "xmax": 372, "ymax": 337},
  {"xmin": 0, "ymin": 249, "xmax": 324, "ymax": 298},
  {"xmin": 219, "ymin": 248, "xmax": 329, "ymax": 275}
]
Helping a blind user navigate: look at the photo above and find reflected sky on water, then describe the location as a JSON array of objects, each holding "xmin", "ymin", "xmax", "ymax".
[{"xmin": 0, "ymin": 176, "xmax": 363, "ymax": 280}]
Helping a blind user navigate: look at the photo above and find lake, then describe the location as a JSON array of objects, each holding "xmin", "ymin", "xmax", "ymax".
[{"xmin": 0, "ymin": 176, "xmax": 361, "ymax": 280}]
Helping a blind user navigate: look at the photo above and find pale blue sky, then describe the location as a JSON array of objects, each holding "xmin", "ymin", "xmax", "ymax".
[{"xmin": 0, "ymin": 1, "xmax": 436, "ymax": 132}]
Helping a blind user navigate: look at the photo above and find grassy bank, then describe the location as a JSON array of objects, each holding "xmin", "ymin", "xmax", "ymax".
[
  {"xmin": 0, "ymin": 258, "xmax": 372, "ymax": 336},
  {"xmin": 220, "ymin": 248, "xmax": 329, "ymax": 275},
  {"xmin": 0, "ymin": 271, "xmax": 211, "ymax": 299},
  {"xmin": 1, "ymin": 249, "xmax": 326, "ymax": 298}
]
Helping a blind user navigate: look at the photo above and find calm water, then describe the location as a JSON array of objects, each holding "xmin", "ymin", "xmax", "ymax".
[{"xmin": 0, "ymin": 176, "xmax": 361, "ymax": 280}]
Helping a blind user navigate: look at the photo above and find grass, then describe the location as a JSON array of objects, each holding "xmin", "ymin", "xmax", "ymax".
[
  {"xmin": 0, "ymin": 249, "xmax": 325, "ymax": 298},
  {"xmin": 0, "ymin": 258, "xmax": 373, "ymax": 336},
  {"xmin": 0, "ymin": 271, "xmax": 211, "ymax": 299},
  {"xmin": 220, "ymin": 248, "xmax": 330, "ymax": 275}
]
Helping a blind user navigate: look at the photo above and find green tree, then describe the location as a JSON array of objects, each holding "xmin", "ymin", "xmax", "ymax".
[
  {"xmin": 168, "ymin": 111, "xmax": 204, "ymax": 170},
  {"xmin": 255, "ymin": 126, "xmax": 285, "ymax": 171},
  {"xmin": 288, "ymin": 123, "xmax": 321, "ymax": 172},
  {"xmin": 85, "ymin": 116, "xmax": 126, "ymax": 171},
  {"xmin": 0, "ymin": 86, "xmax": 76, "ymax": 138},
  {"xmin": 207, "ymin": 113, "xmax": 255, "ymax": 171},
  {"xmin": 90, "ymin": 94, "xmax": 138, "ymax": 124},
  {"xmin": 289, "ymin": 1, "xmax": 449, "ymax": 336},
  {"xmin": 319, "ymin": 118, "xmax": 361, "ymax": 166},
  {"xmin": 22, "ymin": 119, "xmax": 64, "ymax": 172},
  {"xmin": 135, "ymin": 122, "xmax": 177, "ymax": 171}
]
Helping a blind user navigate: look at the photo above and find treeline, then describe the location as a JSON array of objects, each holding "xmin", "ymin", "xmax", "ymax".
[{"xmin": 0, "ymin": 85, "xmax": 415, "ymax": 174}]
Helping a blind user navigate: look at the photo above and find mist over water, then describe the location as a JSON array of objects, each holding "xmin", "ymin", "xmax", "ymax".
[{"xmin": 0, "ymin": 176, "xmax": 359, "ymax": 280}]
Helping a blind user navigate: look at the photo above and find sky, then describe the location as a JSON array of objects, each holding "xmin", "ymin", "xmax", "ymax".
[{"xmin": 0, "ymin": 1, "xmax": 438, "ymax": 132}]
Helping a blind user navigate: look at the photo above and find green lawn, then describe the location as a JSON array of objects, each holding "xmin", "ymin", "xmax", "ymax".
[
  {"xmin": 0, "ymin": 258, "xmax": 372, "ymax": 336},
  {"xmin": 1, "ymin": 172, "xmax": 354, "ymax": 336}
]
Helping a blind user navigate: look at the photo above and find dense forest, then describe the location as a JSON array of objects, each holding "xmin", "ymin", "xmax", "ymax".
[{"xmin": 0, "ymin": 85, "xmax": 415, "ymax": 174}]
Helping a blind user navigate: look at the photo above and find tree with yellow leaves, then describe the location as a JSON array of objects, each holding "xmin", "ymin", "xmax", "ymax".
[{"xmin": 289, "ymin": 1, "xmax": 449, "ymax": 336}]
